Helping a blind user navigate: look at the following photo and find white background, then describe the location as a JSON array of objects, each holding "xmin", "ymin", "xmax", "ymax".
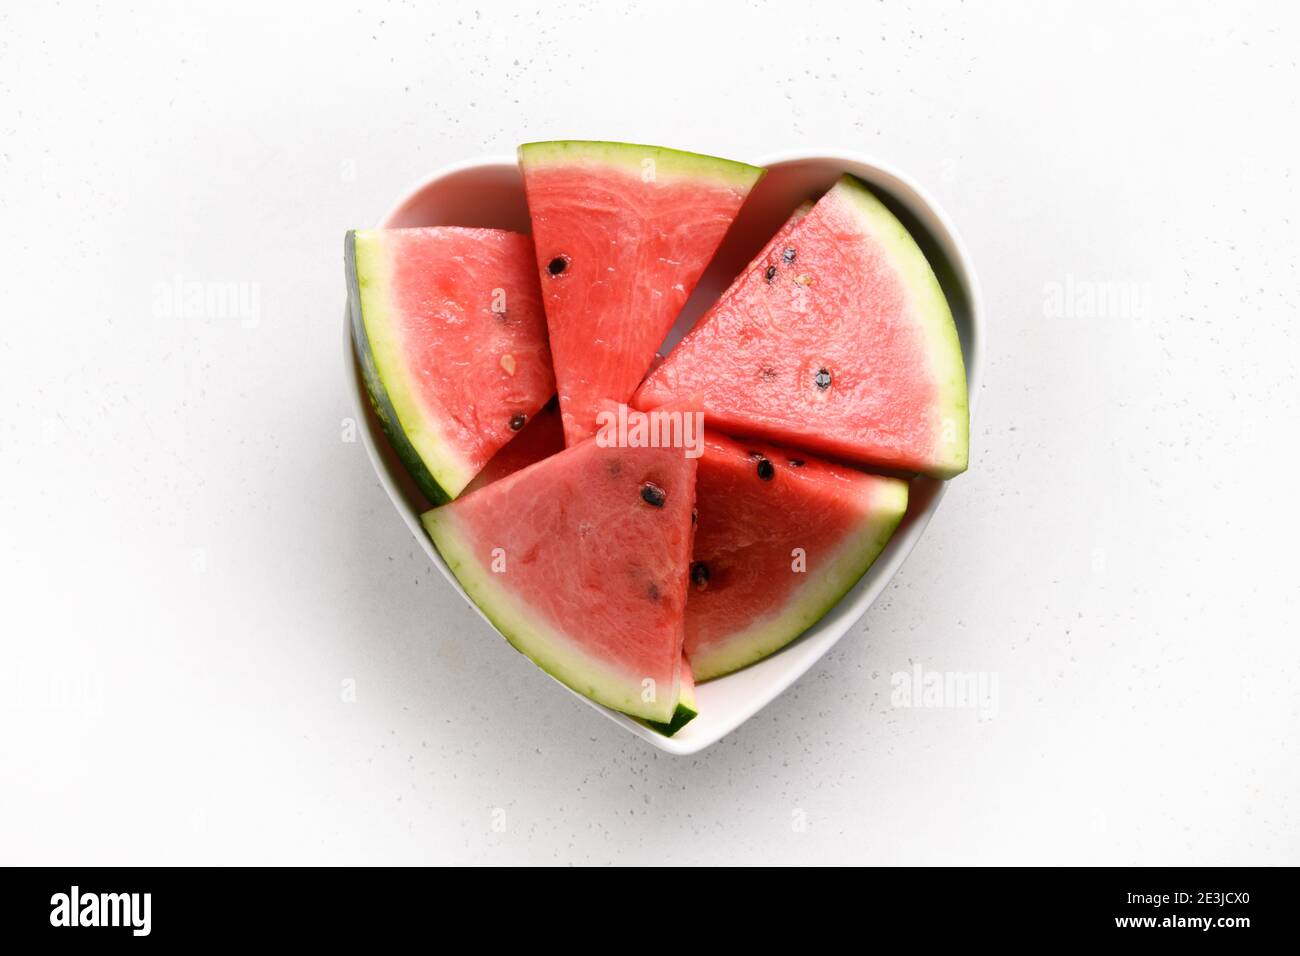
[{"xmin": 2, "ymin": 0, "xmax": 1297, "ymax": 865}]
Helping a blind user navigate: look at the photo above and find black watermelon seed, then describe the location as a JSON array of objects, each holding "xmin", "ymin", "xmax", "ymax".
[
  {"xmin": 764, "ymin": 265, "xmax": 777, "ymax": 282},
  {"xmin": 691, "ymin": 507, "xmax": 698, "ymax": 526},
  {"xmin": 647, "ymin": 582, "xmax": 661, "ymax": 602},
  {"xmin": 640, "ymin": 481, "xmax": 667, "ymax": 507},
  {"xmin": 508, "ymin": 413, "xmax": 526, "ymax": 431},
  {"xmin": 547, "ymin": 255, "xmax": 570, "ymax": 276},
  {"xmin": 756, "ymin": 458, "xmax": 775, "ymax": 481},
  {"xmin": 788, "ymin": 458, "xmax": 805, "ymax": 468},
  {"xmin": 814, "ymin": 367, "xmax": 832, "ymax": 390},
  {"xmin": 782, "ymin": 246, "xmax": 796, "ymax": 264},
  {"xmin": 690, "ymin": 561, "xmax": 710, "ymax": 591}
]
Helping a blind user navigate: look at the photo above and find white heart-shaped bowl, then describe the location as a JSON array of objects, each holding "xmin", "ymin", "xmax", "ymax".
[{"xmin": 344, "ymin": 149, "xmax": 983, "ymax": 754}]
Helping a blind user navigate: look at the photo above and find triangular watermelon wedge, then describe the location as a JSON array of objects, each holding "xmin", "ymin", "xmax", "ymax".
[
  {"xmin": 686, "ymin": 433, "xmax": 909, "ymax": 681},
  {"xmin": 347, "ymin": 227, "xmax": 554, "ymax": 502},
  {"xmin": 519, "ymin": 141, "xmax": 764, "ymax": 446},
  {"xmin": 635, "ymin": 175, "xmax": 969, "ymax": 478},
  {"xmin": 422, "ymin": 438, "xmax": 697, "ymax": 722}
]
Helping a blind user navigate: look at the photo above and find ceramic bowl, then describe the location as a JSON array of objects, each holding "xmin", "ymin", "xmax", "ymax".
[{"xmin": 344, "ymin": 149, "xmax": 983, "ymax": 754}]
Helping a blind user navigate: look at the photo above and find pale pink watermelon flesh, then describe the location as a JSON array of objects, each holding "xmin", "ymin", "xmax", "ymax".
[
  {"xmin": 347, "ymin": 227, "xmax": 554, "ymax": 502},
  {"xmin": 687, "ymin": 433, "xmax": 909, "ymax": 681},
  {"xmin": 422, "ymin": 439, "xmax": 697, "ymax": 722},
  {"xmin": 634, "ymin": 176, "xmax": 969, "ymax": 478},
  {"xmin": 680, "ymin": 657, "xmax": 697, "ymax": 703},
  {"xmin": 519, "ymin": 141, "xmax": 764, "ymax": 446}
]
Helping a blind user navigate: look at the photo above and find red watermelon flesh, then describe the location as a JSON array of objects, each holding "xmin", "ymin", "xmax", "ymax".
[
  {"xmin": 519, "ymin": 141, "xmax": 763, "ymax": 446},
  {"xmin": 347, "ymin": 227, "xmax": 554, "ymax": 502},
  {"xmin": 461, "ymin": 399, "xmax": 565, "ymax": 495},
  {"xmin": 454, "ymin": 402, "xmax": 909, "ymax": 685},
  {"xmin": 686, "ymin": 433, "xmax": 909, "ymax": 681},
  {"xmin": 634, "ymin": 175, "xmax": 969, "ymax": 478},
  {"xmin": 735, "ymin": 199, "xmax": 813, "ymax": 277},
  {"xmin": 422, "ymin": 438, "xmax": 697, "ymax": 722}
]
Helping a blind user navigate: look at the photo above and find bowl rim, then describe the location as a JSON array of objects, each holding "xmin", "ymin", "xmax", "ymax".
[{"xmin": 345, "ymin": 147, "xmax": 984, "ymax": 754}]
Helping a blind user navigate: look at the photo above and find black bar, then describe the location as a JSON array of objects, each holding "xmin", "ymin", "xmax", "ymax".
[{"xmin": 0, "ymin": 866, "xmax": 1290, "ymax": 943}]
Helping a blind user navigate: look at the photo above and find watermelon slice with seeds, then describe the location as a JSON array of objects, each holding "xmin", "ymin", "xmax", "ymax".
[
  {"xmin": 422, "ymin": 438, "xmax": 697, "ymax": 723},
  {"xmin": 518, "ymin": 141, "xmax": 764, "ymax": 446},
  {"xmin": 685, "ymin": 433, "xmax": 908, "ymax": 681},
  {"xmin": 448, "ymin": 398, "xmax": 909, "ymax": 686},
  {"xmin": 347, "ymin": 227, "xmax": 554, "ymax": 503},
  {"xmin": 635, "ymin": 175, "xmax": 969, "ymax": 478}
]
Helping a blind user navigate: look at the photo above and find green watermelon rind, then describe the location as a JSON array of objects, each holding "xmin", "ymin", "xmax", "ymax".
[
  {"xmin": 832, "ymin": 176, "xmax": 970, "ymax": 478},
  {"xmin": 641, "ymin": 698, "xmax": 698, "ymax": 738},
  {"xmin": 640, "ymin": 666, "xmax": 698, "ymax": 737},
  {"xmin": 689, "ymin": 477, "xmax": 911, "ymax": 682},
  {"xmin": 421, "ymin": 506, "xmax": 682, "ymax": 723},
  {"xmin": 346, "ymin": 230, "xmax": 477, "ymax": 504},
  {"xmin": 518, "ymin": 140, "xmax": 765, "ymax": 190}
]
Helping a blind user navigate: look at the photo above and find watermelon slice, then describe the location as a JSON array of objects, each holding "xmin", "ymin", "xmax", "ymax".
[
  {"xmin": 347, "ymin": 227, "xmax": 554, "ymax": 503},
  {"xmin": 456, "ymin": 399, "xmax": 697, "ymax": 735},
  {"xmin": 686, "ymin": 433, "xmax": 909, "ymax": 681},
  {"xmin": 635, "ymin": 175, "xmax": 969, "ymax": 478},
  {"xmin": 421, "ymin": 439, "xmax": 697, "ymax": 722},
  {"xmin": 518, "ymin": 141, "xmax": 764, "ymax": 446}
]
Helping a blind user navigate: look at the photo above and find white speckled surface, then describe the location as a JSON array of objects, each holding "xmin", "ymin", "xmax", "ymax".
[{"xmin": 2, "ymin": 1, "xmax": 1297, "ymax": 865}]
